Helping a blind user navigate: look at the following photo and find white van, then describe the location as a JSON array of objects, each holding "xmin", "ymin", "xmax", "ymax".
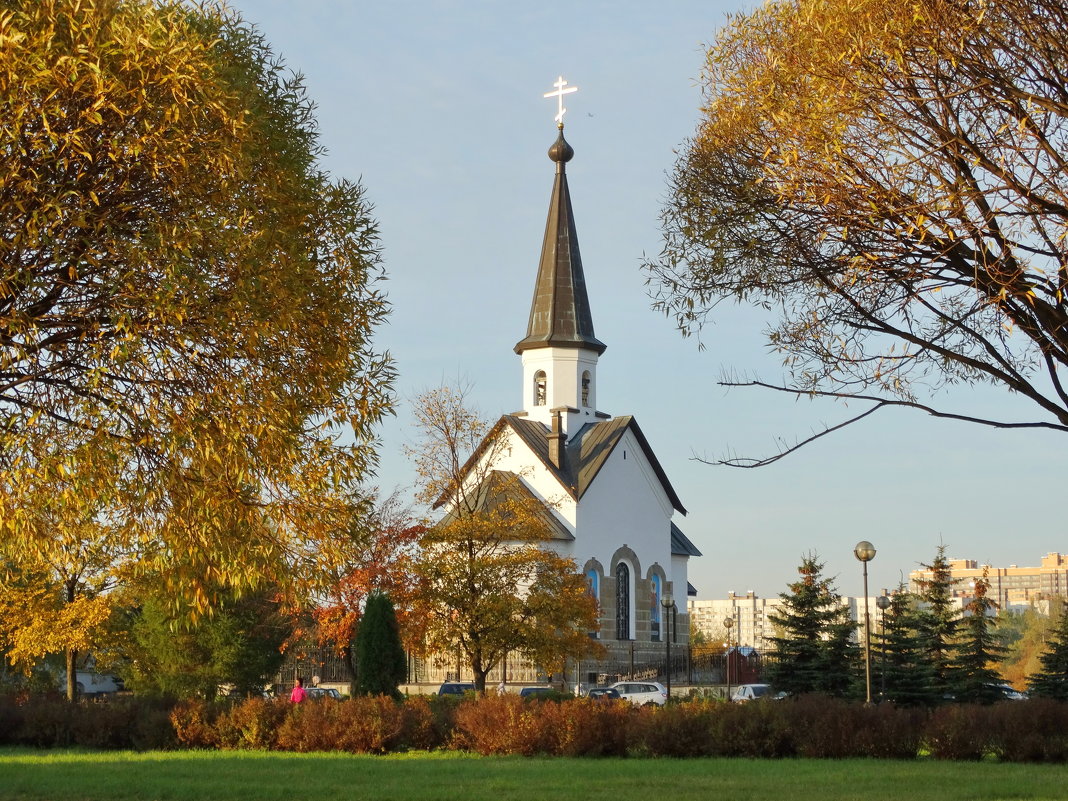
[{"xmin": 59, "ymin": 671, "xmax": 124, "ymax": 697}]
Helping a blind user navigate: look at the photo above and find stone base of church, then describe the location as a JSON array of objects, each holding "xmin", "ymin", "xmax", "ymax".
[{"xmin": 407, "ymin": 635, "xmax": 691, "ymax": 694}]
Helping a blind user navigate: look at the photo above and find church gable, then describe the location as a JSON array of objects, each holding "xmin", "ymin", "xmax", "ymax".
[{"xmin": 568, "ymin": 416, "xmax": 686, "ymax": 514}]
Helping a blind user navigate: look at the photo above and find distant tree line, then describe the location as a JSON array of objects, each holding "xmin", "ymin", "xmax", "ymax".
[{"xmin": 766, "ymin": 547, "xmax": 1068, "ymax": 703}]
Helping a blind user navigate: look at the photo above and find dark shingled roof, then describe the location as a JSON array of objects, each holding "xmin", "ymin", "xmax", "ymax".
[
  {"xmin": 500, "ymin": 414, "xmax": 687, "ymax": 515},
  {"xmin": 514, "ymin": 130, "xmax": 606, "ymax": 356},
  {"xmin": 671, "ymin": 522, "xmax": 702, "ymax": 557}
]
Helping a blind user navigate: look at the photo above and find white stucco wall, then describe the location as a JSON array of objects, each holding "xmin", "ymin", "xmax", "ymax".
[
  {"xmin": 574, "ymin": 428, "xmax": 679, "ymax": 592},
  {"xmin": 458, "ymin": 420, "xmax": 690, "ymax": 640},
  {"xmin": 520, "ymin": 346, "xmax": 600, "ymax": 433}
]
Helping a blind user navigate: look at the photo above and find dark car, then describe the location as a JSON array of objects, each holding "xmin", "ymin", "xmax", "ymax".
[
  {"xmin": 437, "ymin": 682, "xmax": 476, "ymax": 696},
  {"xmin": 585, "ymin": 687, "xmax": 622, "ymax": 701},
  {"xmin": 518, "ymin": 686, "xmax": 553, "ymax": 698}
]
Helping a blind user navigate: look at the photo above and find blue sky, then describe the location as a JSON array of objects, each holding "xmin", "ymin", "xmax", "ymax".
[{"xmin": 227, "ymin": 0, "xmax": 1066, "ymax": 599}]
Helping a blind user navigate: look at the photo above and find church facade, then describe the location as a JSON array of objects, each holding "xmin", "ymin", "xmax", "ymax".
[{"xmin": 440, "ymin": 120, "xmax": 701, "ymax": 679}]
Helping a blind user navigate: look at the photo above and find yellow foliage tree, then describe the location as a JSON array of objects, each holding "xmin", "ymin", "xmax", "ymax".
[
  {"xmin": 0, "ymin": 0, "xmax": 393, "ymax": 618},
  {"xmin": 646, "ymin": 0, "xmax": 1068, "ymax": 465},
  {"xmin": 409, "ymin": 386, "xmax": 601, "ymax": 693}
]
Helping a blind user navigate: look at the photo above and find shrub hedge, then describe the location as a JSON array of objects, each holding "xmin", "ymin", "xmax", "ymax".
[{"xmin": 3, "ymin": 691, "xmax": 1068, "ymax": 761}]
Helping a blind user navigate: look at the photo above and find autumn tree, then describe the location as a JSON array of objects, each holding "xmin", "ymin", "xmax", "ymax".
[
  {"xmin": 766, "ymin": 555, "xmax": 858, "ymax": 697},
  {"xmin": 0, "ymin": 439, "xmax": 128, "ymax": 700},
  {"xmin": 0, "ymin": 0, "xmax": 393, "ymax": 611},
  {"xmin": 645, "ymin": 0, "xmax": 1068, "ymax": 465},
  {"xmin": 408, "ymin": 386, "xmax": 601, "ymax": 694},
  {"xmin": 311, "ymin": 491, "xmax": 422, "ymax": 696},
  {"xmin": 1028, "ymin": 602, "xmax": 1068, "ymax": 699},
  {"xmin": 354, "ymin": 592, "xmax": 406, "ymax": 698}
]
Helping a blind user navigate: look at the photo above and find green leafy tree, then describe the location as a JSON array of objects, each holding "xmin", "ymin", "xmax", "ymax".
[
  {"xmin": 122, "ymin": 587, "xmax": 291, "ymax": 699},
  {"xmin": 644, "ymin": 0, "xmax": 1068, "ymax": 466},
  {"xmin": 914, "ymin": 546, "xmax": 960, "ymax": 701},
  {"xmin": 354, "ymin": 592, "xmax": 407, "ymax": 698},
  {"xmin": 0, "ymin": 0, "xmax": 393, "ymax": 615},
  {"xmin": 873, "ymin": 588, "xmax": 937, "ymax": 706},
  {"xmin": 767, "ymin": 555, "xmax": 858, "ymax": 697},
  {"xmin": 949, "ymin": 572, "xmax": 1006, "ymax": 703},
  {"xmin": 1028, "ymin": 603, "xmax": 1068, "ymax": 700}
]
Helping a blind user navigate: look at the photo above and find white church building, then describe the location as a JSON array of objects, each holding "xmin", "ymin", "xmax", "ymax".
[{"xmin": 415, "ymin": 110, "xmax": 700, "ymax": 687}]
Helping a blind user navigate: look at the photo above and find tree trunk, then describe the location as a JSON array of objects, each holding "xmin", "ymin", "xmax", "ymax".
[
  {"xmin": 344, "ymin": 642, "xmax": 358, "ymax": 697},
  {"xmin": 65, "ymin": 581, "xmax": 78, "ymax": 702},
  {"xmin": 471, "ymin": 649, "xmax": 488, "ymax": 695},
  {"xmin": 66, "ymin": 647, "xmax": 77, "ymax": 702}
]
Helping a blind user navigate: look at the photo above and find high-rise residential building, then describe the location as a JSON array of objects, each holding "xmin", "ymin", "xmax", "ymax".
[
  {"xmin": 689, "ymin": 591, "xmax": 892, "ymax": 649},
  {"xmin": 908, "ymin": 553, "xmax": 1068, "ymax": 609}
]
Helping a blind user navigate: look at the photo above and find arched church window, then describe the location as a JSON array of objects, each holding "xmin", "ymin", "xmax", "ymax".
[
  {"xmin": 581, "ymin": 371, "xmax": 591, "ymax": 407},
  {"xmin": 615, "ymin": 563, "xmax": 630, "ymax": 640},
  {"xmin": 650, "ymin": 574, "xmax": 661, "ymax": 642},
  {"xmin": 534, "ymin": 371, "xmax": 547, "ymax": 406},
  {"xmin": 586, "ymin": 568, "xmax": 599, "ymax": 600},
  {"xmin": 586, "ymin": 568, "xmax": 600, "ymax": 639}
]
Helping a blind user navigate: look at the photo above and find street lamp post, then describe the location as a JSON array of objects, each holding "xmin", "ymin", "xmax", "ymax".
[
  {"xmin": 723, "ymin": 615, "xmax": 734, "ymax": 702},
  {"xmin": 853, "ymin": 541, "xmax": 877, "ymax": 704},
  {"xmin": 660, "ymin": 592, "xmax": 675, "ymax": 701},
  {"xmin": 876, "ymin": 593, "xmax": 891, "ymax": 701}
]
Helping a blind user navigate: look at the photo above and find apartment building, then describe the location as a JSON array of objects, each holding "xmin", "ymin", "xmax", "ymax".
[{"xmin": 908, "ymin": 552, "xmax": 1068, "ymax": 609}]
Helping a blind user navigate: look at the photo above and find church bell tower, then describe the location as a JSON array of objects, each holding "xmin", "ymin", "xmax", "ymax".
[{"xmin": 515, "ymin": 78, "xmax": 606, "ymax": 435}]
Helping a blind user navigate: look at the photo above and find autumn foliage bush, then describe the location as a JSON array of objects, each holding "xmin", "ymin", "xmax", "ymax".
[
  {"xmin": 8, "ymin": 691, "xmax": 1068, "ymax": 760},
  {"xmin": 4, "ymin": 695, "xmax": 175, "ymax": 749}
]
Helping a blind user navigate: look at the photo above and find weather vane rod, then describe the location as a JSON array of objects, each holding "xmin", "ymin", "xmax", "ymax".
[{"xmin": 544, "ymin": 75, "xmax": 577, "ymax": 125}]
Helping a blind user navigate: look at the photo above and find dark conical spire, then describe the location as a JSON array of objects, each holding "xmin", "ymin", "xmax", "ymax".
[{"xmin": 514, "ymin": 127, "xmax": 606, "ymax": 356}]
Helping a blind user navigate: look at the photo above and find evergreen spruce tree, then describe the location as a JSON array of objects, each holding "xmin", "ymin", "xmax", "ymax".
[
  {"xmin": 1028, "ymin": 603, "xmax": 1068, "ymax": 700},
  {"xmin": 874, "ymin": 587, "xmax": 937, "ymax": 706},
  {"xmin": 767, "ymin": 555, "xmax": 859, "ymax": 697},
  {"xmin": 914, "ymin": 545, "xmax": 960, "ymax": 701},
  {"xmin": 354, "ymin": 592, "xmax": 407, "ymax": 698},
  {"xmin": 949, "ymin": 572, "xmax": 1006, "ymax": 703}
]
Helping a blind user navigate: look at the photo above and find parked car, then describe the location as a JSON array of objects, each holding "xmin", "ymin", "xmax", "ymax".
[
  {"xmin": 437, "ymin": 682, "xmax": 476, "ymax": 696},
  {"xmin": 608, "ymin": 680, "xmax": 668, "ymax": 705},
  {"xmin": 585, "ymin": 687, "xmax": 622, "ymax": 701},
  {"xmin": 731, "ymin": 683, "xmax": 773, "ymax": 702},
  {"xmin": 518, "ymin": 686, "xmax": 553, "ymax": 698},
  {"xmin": 988, "ymin": 683, "xmax": 1028, "ymax": 701},
  {"xmin": 306, "ymin": 687, "xmax": 342, "ymax": 700}
]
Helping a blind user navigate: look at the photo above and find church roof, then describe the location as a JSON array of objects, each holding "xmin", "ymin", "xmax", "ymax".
[
  {"xmin": 434, "ymin": 469, "xmax": 574, "ymax": 542},
  {"xmin": 501, "ymin": 414, "xmax": 687, "ymax": 515},
  {"xmin": 671, "ymin": 522, "xmax": 703, "ymax": 557},
  {"xmin": 514, "ymin": 128, "xmax": 606, "ymax": 356}
]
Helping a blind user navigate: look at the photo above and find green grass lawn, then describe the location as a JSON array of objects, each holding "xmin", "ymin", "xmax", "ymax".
[{"xmin": 2, "ymin": 749, "xmax": 1068, "ymax": 801}]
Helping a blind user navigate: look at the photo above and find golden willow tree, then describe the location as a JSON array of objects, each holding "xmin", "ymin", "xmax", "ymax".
[
  {"xmin": 0, "ymin": 0, "xmax": 394, "ymax": 679},
  {"xmin": 408, "ymin": 386, "xmax": 600, "ymax": 694},
  {"xmin": 645, "ymin": 0, "xmax": 1068, "ymax": 465}
]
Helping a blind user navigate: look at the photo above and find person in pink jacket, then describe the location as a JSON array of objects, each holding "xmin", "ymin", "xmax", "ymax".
[{"xmin": 290, "ymin": 677, "xmax": 307, "ymax": 703}]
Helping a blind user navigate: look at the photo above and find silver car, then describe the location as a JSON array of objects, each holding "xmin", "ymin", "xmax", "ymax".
[{"xmin": 608, "ymin": 681, "xmax": 668, "ymax": 705}]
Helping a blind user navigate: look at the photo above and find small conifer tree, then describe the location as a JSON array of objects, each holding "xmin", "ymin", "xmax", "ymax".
[
  {"xmin": 914, "ymin": 545, "xmax": 960, "ymax": 701},
  {"xmin": 949, "ymin": 572, "xmax": 1006, "ymax": 703},
  {"xmin": 767, "ymin": 555, "xmax": 858, "ymax": 697},
  {"xmin": 1028, "ymin": 603, "xmax": 1068, "ymax": 700},
  {"xmin": 874, "ymin": 586, "xmax": 937, "ymax": 706},
  {"xmin": 354, "ymin": 592, "xmax": 407, "ymax": 698}
]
